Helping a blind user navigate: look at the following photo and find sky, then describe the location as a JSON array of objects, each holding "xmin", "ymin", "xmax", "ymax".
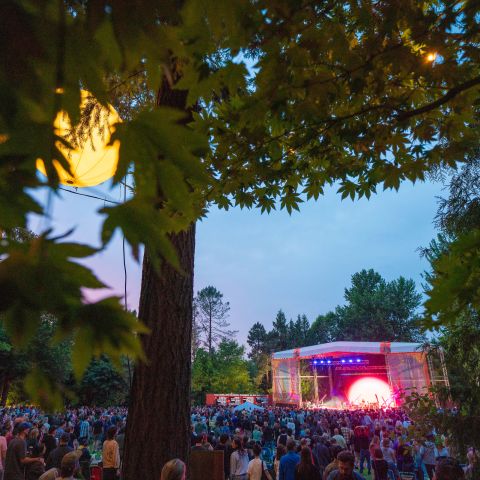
[{"xmin": 30, "ymin": 178, "xmax": 444, "ymax": 346}]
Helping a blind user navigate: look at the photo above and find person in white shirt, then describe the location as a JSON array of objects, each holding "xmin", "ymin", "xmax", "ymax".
[
  {"xmin": 248, "ymin": 444, "xmax": 272, "ymax": 480},
  {"xmin": 230, "ymin": 437, "xmax": 249, "ymax": 480}
]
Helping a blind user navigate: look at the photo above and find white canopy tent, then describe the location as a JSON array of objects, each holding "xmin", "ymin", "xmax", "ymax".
[{"xmin": 233, "ymin": 401, "xmax": 265, "ymax": 412}]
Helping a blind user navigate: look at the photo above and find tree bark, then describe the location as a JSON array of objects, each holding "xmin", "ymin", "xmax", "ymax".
[
  {"xmin": 123, "ymin": 226, "xmax": 195, "ymax": 480},
  {"xmin": 122, "ymin": 65, "xmax": 196, "ymax": 480}
]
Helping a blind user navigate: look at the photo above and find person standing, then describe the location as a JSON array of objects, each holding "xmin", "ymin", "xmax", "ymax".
[
  {"xmin": 4, "ymin": 423, "xmax": 44, "ymax": 480},
  {"xmin": 45, "ymin": 434, "xmax": 72, "ymax": 471},
  {"xmin": 215, "ymin": 434, "xmax": 232, "ymax": 480},
  {"xmin": 247, "ymin": 444, "xmax": 272, "ymax": 480},
  {"xmin": 102, "ymin": 427, "xmax": 120, "ymax": 480},
  {"xmin": 295, "ymin": 447, "xmax": 322, "ymax": 480},
  {"xmin": 41, "ymin": 428, "xmax": 57, "ymax": 461},
  {"xmin": 279, "ymin": 440, "xmax": 300, "ymax": 480},
  {"xmin": 0, "ymin": 427, "xmax": 7, "ymax": 480},
  {"xmin": 230, "ymin": 437, "xmax": 249, "ymax": 480}
]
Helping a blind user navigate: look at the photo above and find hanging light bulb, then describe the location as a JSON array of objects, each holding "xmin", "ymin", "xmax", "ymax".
[{"xmin": 37, "ymin": 90, "xmax": 121, "ymax": 188}]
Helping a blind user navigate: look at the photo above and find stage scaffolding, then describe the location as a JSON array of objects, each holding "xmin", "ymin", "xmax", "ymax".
[{"xmin": 271, "ymin": 341, "xmax": 449, "ymax": 407}]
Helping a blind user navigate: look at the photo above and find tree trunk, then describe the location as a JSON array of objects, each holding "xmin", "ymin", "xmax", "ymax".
[
  {"xmin": 123, "ymin": 226, "xmax": 195, "ymax": 480},
  {"xmin": 122, "ymin": 71, "xmax": 195, "ymax": 480}
]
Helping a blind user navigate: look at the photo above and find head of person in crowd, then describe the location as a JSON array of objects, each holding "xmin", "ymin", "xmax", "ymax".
[
  {"xmin": 286, "ymin": 439, "xmax": 296, "ymax": 452},
  {"xmin": 232, "ymin": 436, "xmax": 244, "ymax": 452},
  {"xmin": 160, "ymin": 459, "xmax": 186, "ymax": 480},
  {"xmin": 276, "ymin": 444, "xmax": 286, "ymax": 461},
  {"xmin": 61, "ymin": 451, "xmax": 82, "ymax": 479},
  {"xmin": 336, "ymin": 451, "xmax": 355, "ymax": 479},
  {"xmin": 252, "ymin": 443, "xmax": 262, "ymax": 458},
  {"xmin": 106, "ymin": 426, "xmax": 117, "ymax": 440},
  {"xmin": 48, "ymin": 426, "xmax": 57, "ymax": 436},
  {"xmin": 297, "ymin": 446, "xmax": 314, "ymax": 472},
  {"xmin": 218, "ymin": 433, "xmax": 229, "ymax": 445},
  {"xmin": 59, "ymin": 433, "xmax": 70, "ymax": 445},
  {"xmin": 434, "ymin": 457, "xmax": 465, "ymax": 480},
  {"xmin": 17, "ymin": 422, "xmax": 32, "ymax": 438}
]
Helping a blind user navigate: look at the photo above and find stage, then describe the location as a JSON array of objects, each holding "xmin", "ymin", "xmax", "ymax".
[{"xmin": 271, "ymin": 341, "xmax": 449, "ymax": 408}]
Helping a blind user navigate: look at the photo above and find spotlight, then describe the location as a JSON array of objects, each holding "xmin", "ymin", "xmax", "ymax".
[
  {"xmin": 320, "ymin": 360, "xmax": 325, "ymax": 364},
  {"xmin": 341, "ymin": 359, "xmax": 345, "ymax": 363},
  {"xmin": 356, "ymin": 359, "xmax": 361, "ymax": 363},
  {"xmin": 327, "ymin": 360, "xmax": 332, "ymax": 364},
  {"xmin": 349, "ymin": 359, "xmax": 353, "ymax": 363},
  {"xmin": 313, "ymin": 360, "xmax": 317, "ymax": 365}
]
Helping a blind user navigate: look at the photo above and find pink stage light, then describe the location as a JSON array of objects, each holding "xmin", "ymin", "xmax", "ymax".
[{"xmin": 347, "ymin": 377, "xmax": 391, "ymax": 405}]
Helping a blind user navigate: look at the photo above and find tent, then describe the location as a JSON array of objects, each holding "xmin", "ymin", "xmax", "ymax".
[{"xmin": 233, "ymin": 401, "xmax": 264, "ymax": 412}]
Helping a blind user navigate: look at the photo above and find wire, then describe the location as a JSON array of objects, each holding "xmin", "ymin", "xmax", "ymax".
[{"xmin": 58, "ymin": 186, "xmax": 119, "ymax": 204}]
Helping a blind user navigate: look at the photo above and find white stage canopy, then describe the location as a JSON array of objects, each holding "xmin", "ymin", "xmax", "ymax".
[{"xmin": 272, "ymin": 341, "xmax": 423, "ymax": 360}]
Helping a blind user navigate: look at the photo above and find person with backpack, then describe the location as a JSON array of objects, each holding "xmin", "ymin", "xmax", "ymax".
[{"xmin": 248, "ymin": 444, "xmax": 272, "ymax": 480}]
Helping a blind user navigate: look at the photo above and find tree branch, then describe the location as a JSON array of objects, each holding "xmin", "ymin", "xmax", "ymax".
[{"xmin": 395, "ymin": 75, "xmax": 480, "ymax": 122}]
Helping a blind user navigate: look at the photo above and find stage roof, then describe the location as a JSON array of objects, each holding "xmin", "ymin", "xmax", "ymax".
[{"xmin": 272, "ymin": 341, "xmax": 423, "ymax": 360}]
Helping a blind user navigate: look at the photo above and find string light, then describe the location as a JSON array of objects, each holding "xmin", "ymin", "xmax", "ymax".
[{"xmin": 426, "ymin": 52, "xmax": 437, "ymax": 63}]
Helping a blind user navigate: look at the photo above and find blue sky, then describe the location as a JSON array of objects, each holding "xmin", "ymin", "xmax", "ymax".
[{"xmin": 30, "ymin": 178, "xmax": 443, "ymax": 346}]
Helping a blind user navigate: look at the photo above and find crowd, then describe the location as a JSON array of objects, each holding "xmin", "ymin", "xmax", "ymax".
[{"xmin": 0, "ymin": 405, "xmax": 475, "ymax": 480}]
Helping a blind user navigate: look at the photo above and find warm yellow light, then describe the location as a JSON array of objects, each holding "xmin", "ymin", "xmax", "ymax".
[
  {"xmin": 37, "ymin": 91, "xmax": 121, "ymax": 187},
  {"xmin": 426, "ymin": 52, "xmax": 437, "ymax": 63}
]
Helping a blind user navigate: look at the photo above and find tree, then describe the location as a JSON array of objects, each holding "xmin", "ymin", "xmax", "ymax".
[
  {"xmin": 271, "ymin": 310, "xmax": 289, "ymax": 351},
  {"xmin": 247, "ymin": 322, "xmax": 268, "ymax": 362},
  {"xmin": 191, "ymin": 340, "xmax": 253, "ymax": 397},
  {"xmin": 307, "ymin": 270, "xmax": 424, "ymax": 342},
  {"xmin": 0, "ymin": 314, "xmax": 72, "ymax": 405},
  {"xmin": 77, "ymin": 357, "xmax": 128, "ymax": 406},
  {"xmin": 194, "ymin": 286, "xmax": 235, "ymax": 355},
  {"xmin": 3, "ymin": 2, "xmax": 480, "ymax": 477}
]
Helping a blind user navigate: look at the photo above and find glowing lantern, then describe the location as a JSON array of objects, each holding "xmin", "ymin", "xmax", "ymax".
[{"xmin": 37, "ymin": 91, "xmax": 121, "ymax": 187}]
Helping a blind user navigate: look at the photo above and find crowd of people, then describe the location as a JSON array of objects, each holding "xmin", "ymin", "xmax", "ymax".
[
  {"xmin": 0, "ymin": 404, "xmax": 475, "ymax": 480},
  {"xmin": 189, "ymin": 405, "xmax": 472, "ymax": 480}
]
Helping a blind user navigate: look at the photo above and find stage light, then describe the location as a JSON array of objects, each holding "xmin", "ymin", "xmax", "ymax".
[
  {"xmin": 347, "ymin": 377, "xmax": 391, "ymax": 405},
  {"xmin": 327, "ymin": 360, "xmax": 332, "ymax": 364},
  {"xmin": 313, "ymin": 360, "xmax": 317, "ymax": 365},
  {"xmin": 341, "ymin": 359, "xmax": 345, "ymax": 363},
  {"xmin": 320, "ymin": 360, "xmax": 325, "ymax": 364},
  {"xmin": 356, "ymin": 359, "xmax": 361, "ymax": 363},
  {"xmin": 349, "ymin": 359, "xmax": 353, "ymax": 363}
]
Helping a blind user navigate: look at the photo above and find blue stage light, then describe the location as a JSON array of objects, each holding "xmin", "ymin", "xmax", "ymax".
[
  {"xmin": 349, "ymin": 359, "xmax": 353, "ymax": 363},
  {"xmin": 320, "ymin": 360, "xmax": 325, "ymax": 364},
  {"xmin": 356, "ymin": 359, "xmax": 361, "ymax": 363},
  {"xmin": 341, "ymin": 359, "xmax": 345, "ymax": 363},
  {"xmin": 313, "ymin": 360, "xmax": 317, "ymax": 365},
  {"xmin": 327, "ymin": 360, "xmax": 332, "ymax": 364}
]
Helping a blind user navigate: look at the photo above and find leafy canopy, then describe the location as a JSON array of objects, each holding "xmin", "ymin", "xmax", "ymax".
[{"xmin": 1, "ymin": 0, "xmax": 479, "ymax": 404}]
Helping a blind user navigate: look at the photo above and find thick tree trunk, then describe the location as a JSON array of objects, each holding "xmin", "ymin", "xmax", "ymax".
[{"xmin": 122, "ymin": 226, "xmax": 195, "ymax": 480}]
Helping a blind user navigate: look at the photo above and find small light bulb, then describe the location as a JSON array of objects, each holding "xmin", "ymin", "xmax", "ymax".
[{"xmin": 426, "ymin": 52, "xmax": 437, "ymax": 63}]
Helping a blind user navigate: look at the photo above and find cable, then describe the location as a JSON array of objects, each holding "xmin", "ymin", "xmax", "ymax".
[{"xmin": 58, "ymin": 186, "xmax": 119, "ymax": 204}]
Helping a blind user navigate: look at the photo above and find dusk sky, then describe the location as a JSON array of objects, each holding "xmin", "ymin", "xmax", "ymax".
[{"xmin": 31, "ymin": 178, "xmax": 443, "ymax": 346}]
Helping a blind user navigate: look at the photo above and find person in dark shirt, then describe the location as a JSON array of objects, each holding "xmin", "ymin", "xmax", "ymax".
[
  {"xmin": 214, "ymin": 434, "xmax": 232, "ymax": 480},
  {"xmin": 4, "ymin": 423, "xmax": 44, "ymax": 480},
  {"xmin": 371, "ymin": 449, "xmax": 389, "ymax": 480},
  {"xmin": 45, "ymin": 434, "xmax": 72, "ymax": 471},
  {"xmin": 313, "ymin": 436, "xmax": 331, "ymax": 469},
  {"xmin": 41, "ymin": 427, "xmax": 57, "ymax": 460},
  {"xmin": 295, "ymin": 446, "xmax": 322, "ymax": 480}
]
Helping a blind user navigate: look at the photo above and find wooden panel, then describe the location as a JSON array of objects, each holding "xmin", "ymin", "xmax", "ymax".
[{"xmin": 190, "ymin": 450, "xmax": 224, "ymax": 480}]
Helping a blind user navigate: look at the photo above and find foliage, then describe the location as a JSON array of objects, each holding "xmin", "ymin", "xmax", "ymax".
[
  {"xmin": 193, "ymin": 286, "xmax": 236, "ymax": 354},
  {"xmin": 0, "ymin": 314, "xmax": 72, "ymax": 405},
  {"xmin": 323, "ymin": 269, "xmax": 425, "ymax": 342},
  {"xmin": 419, "ymin": 155, "xmax": 480, "ymax": 456},
  {"xmin": 191, "ymin": 340, "xmax": 254, "ymax": 397},
  {"xmin": 2, "ymin": 0, "xmax": 480, "ymax": 406},
  {"xmin": 76, "ymin": 356, "xmax": 129, "ymax": 407}
]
